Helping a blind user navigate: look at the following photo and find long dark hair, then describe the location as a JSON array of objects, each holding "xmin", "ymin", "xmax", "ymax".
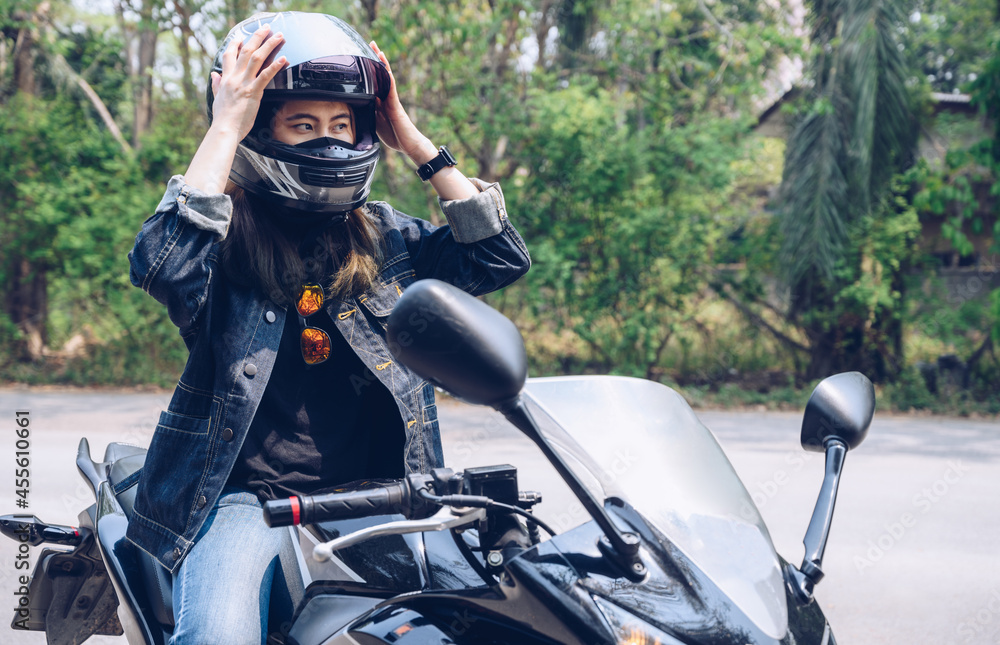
[{"xmin": 220, "ymin": 184, "xmax": 383, "ymax": 306}]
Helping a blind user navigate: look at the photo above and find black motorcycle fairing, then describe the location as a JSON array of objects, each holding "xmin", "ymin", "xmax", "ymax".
[
  {"xmin": 286, "ymin": 593, "xmax": 382, "ymax": 645},
  {"xmin": 423, "ymin": 528, "xmax": 494, "ymax": 591},
  {"xmin": 564, "ymin": 502, "xmax": 831, "ymax": 645},
  {"xmin": 99, "ymin": 442, "xmax": 176, "ymax": 631},
  {"xmin": 94, "ymin": 480, "xmax": 171, "ymax": 645},
  {"xmin": 780, "ymin": 555, "xmax": 832, "ymax": 643},
  {"xmin": 342, "ymin": 605, "xmax": 566, "ymax": 645},
  {"xmin": 348, "ymin": 560, "xmax": 605, "ymax": 645}
]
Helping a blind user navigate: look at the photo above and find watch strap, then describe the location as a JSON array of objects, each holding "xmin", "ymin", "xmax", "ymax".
[{"xmin": 416, "ymin": 146, "xmax": 457, "ymax": 181}]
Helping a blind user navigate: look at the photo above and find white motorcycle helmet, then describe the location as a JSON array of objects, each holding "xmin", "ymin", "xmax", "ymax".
[{"xmin": 208, "ymin": 12, "xmax": 391, "ymax": 218}]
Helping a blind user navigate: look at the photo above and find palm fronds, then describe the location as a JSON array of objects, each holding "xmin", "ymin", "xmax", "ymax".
[{"xmin": 777, "ymin": 0, "xmax": 915, "ymax": 287}]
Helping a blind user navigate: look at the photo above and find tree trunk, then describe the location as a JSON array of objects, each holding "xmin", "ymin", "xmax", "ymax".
[
  {"xmin": 6, "ymin": 258, "xmax": 48, "ymax": 361},
  {"xmin": 13, "ymin": 12, "xmax": 37, "ymax": 95},
  {"xmin": 805, "ymin": 326, "xmax": 837, "ymax": 380},
  {"xmin": 556, "ymin": 0, "xmax": 596, "ymax": 70},
  {"xmin": 7, "ymin": 7, "xmax": 48, "ymax": 361},
  {"xmin": 535, "ymin": 1, "xmax": 557, "ymax": 71},
  {"xmin": 176, "ymin": 0, "xmax": 197, "ymax": 103},
  {"xmin": 132, "ymin": 2, "xmax": 157, "ymax": 148},
  {"xmin": 360, "ymin": 0, "xmax": 378, "ymax": 26}
]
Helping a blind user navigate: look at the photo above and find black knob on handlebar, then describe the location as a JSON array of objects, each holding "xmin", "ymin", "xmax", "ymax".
[{"xmin": 262, "ymin": 497, "xmax": 298, "ymax": 527}]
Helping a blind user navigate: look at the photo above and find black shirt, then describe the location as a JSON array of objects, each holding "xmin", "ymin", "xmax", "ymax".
[{"xmin": 228, "ymin": 306, "xmax": 405, "ymax": 502}]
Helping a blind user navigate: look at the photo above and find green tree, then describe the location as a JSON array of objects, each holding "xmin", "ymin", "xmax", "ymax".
[
  {"xmin": 772, "ymin": 0, "xmax": 919, "ymax": 380},
  {"xmin": 502, "ymin": 0, "xmax": 802, "ymax": 378},
  {"xmin": 0, "ymin": 3, "xmax": 191, "ymax": 381},
  {"xmin": 907, "ymin": 22, "xmax": 1000, "ymax": 371},
  {"xmin": 900, "ymin": 0, "xmax": 997, "ymax": 95}
]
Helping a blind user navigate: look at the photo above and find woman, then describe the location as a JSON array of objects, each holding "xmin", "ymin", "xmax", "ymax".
[{"xmin": 126, "ymin": 11, "xmax": 529, "ymax": 644}]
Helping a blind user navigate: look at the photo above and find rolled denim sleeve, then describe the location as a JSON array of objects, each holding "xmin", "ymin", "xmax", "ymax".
[
  {"xmin": 385, "ymin": 178, "xmax": 529, "ymax": 296},
  {"xmin": 437, "ymin": 177, "xmax": 507, "ymax": 244},
  {"xmin": 128, "ymin": 176, "xmax": 232, "ymax": 334},
  {"xmin": 154, "ymin": 175, "xmax": 233, "ymax": 239}
]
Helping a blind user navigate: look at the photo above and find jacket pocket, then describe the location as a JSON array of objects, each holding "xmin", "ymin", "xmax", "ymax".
[
  {"xmin": 154, "ymin": 410, "xmax": 211, "ymax": 435},
  {"xmin": 140, "ymin": 410, "xmax": 212, "ymax": 531}
]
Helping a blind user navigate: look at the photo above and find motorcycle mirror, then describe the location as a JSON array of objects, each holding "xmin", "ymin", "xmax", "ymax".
[
  {"xmin": 800, "ymin": 371, "xmax": 874, "ymax": 452},
  {"xmin": 788, "ymin": 371, "xmax": 875, "ymax": 604},
  {"xmin": 386, "ymin": 279, "xmax": 527, "ymax": 408},
  {"xmin": 387, "ymin": 279, "xmax": 647, "ymax": 581}
]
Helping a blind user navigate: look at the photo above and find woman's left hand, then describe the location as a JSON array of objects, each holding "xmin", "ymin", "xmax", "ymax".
[{"xmin": 369, "ymin": 41, "xmax": 438, "ymax": 165}]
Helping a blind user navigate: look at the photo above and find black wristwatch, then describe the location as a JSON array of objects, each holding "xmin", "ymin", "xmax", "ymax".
[{"xmin": 415, "ymin": 146, "xmax": 457, "ymax": 181}]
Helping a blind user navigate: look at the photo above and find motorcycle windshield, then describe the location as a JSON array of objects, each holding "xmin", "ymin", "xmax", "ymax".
[{"xmin": 522, "ymin": 375, "xmax": 788, "ymax": 639}]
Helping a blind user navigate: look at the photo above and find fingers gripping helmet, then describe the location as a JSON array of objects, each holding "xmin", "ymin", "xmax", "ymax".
[{"xmin": 208, "ymin": 12, "xmax": 390, "ymax": 216}]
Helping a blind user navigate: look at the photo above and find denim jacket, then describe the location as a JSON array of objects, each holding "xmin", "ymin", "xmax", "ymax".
[{"xmin": 125, "ymin": 175, "xmax": 530, "ymax": 573}]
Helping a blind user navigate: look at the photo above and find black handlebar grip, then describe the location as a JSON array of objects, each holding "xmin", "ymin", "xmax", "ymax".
[
  {"xmin": 262, "ymin": 483, "xmax": 410, "ymax": 528},
  {"xmin": 300, "ymin": 484, "xmax": 409, "ymax": 524}
]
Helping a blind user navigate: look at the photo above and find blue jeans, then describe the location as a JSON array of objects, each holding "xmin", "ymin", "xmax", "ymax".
[{"xmin": 169, "ymin": 488, "xmax": 304, "ymax": 645}]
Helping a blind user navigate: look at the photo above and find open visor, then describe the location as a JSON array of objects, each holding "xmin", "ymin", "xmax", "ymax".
[{"xmin": 265, "ymin": 55, "xmax": 389, "ymax": 102}]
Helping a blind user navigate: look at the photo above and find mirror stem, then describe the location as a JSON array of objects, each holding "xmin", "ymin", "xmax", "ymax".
[
  {"xmin": 499, "ymin": 397, "xmax": 646, "ymax": 581},
  {"xmin": 788, "ymin": 440, "xmax": 847, "ymax": 603}
]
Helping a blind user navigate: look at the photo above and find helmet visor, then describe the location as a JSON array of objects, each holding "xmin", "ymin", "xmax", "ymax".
[{"xmin": 266, "ymin": 55, "xmax": 389, "ymax": 102}]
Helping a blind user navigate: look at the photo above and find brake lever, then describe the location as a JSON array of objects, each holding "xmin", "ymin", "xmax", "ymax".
[{"xmin": 312, "ymin": 506, "xmax": 487, "ymax": 562}]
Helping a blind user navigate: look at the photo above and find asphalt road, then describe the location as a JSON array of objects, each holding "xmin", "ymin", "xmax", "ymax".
[{"xmin": 0, "ymin": 386, "xmax": 997, "ymax": 644}]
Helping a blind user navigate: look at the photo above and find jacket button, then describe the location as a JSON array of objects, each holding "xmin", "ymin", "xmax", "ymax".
[
  {"xmin": 265, "ymin": 311, "xmax": 276, "ymax": 323},
  {"xmin": 222, "ymin": 427, "xmax": 234, "ymax": 441},
  {"xmin": 172, "ymin": 547, "xmax": 181, "ymax": 560},
  {"xmin": 197, "ymin": 495, "xmax": 207, "ymax": 509},
  {"xmin": 244, "ymin": 363, "xmax": 257, "ymax": 376}
]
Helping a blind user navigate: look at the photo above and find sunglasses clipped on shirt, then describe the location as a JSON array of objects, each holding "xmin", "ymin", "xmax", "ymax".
[{"xmin": 296, "ymin": 283, "xmax": 332, "ymax": 365}]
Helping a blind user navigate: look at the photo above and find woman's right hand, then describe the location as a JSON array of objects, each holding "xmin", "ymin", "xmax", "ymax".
[
  {"xmin": 210, "ymin": 24, "xmax": 287, "ymax": 140},
  {"xmin": 184, "ymin": 24, "xmax": 287, "ymax": 195}
]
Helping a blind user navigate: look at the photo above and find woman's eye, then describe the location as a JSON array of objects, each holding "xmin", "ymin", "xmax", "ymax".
[{"xmin": 293, "ymin": 123, "xmax": 312, "ymax": 132}]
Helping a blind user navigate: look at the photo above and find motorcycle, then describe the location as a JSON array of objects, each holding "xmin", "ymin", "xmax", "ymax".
[{"xmin": 1, "ymin": 278, "xmax": 872, "ymax": 644}]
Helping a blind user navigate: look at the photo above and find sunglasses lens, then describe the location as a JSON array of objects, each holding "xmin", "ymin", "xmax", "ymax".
[
  {"xmin": 301, "ymin": 327, "xmax": 332, "ymax": 365},
  {"xmin": 297, "ymin": 283, "xmax": 324, "ymax": 317}
]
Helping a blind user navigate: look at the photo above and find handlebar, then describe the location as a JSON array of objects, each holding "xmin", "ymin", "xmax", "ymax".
[
  {"xmin": 262, "ymin": 465, "xmax": 546, "ymax": 535},
  {"xmin": 263, "ymin": 481, "xmax": 412, "ymax": 527},
  {"xmin": 261, "ymin": 465, "xmax": 555, "ymax": 566}
]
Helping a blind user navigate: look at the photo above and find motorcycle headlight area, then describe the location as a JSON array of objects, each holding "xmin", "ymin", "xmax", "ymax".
[{"xmin": 592, "ymin": 595, "xmax": 687, "ymax": 645}]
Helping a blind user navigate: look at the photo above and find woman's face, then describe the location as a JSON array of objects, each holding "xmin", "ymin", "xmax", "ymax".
[{"xmin": 270, "ymin": 100, "xmax": 355, "ymax": 146}]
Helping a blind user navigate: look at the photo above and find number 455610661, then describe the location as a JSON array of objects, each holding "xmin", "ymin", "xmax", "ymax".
[{"xmin": 14, "ymin": 411, "xmax": 29, "ymax": 509}]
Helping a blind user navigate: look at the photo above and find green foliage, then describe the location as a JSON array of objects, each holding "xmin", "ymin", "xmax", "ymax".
[
  {"xmin": 757, "ymin": 0, "xmax": 924, "ymax": 381},
  {"xmin": 992, "ymin": 289, "xmax": 1000, "ymax": 345},
  {"xmin": 900, "ymin": 0, "xmax": 997, "ymax": 95},
  {"xmin": 779, "ymin": 0, "xmax": 916, "ymax": 288},
  {"xmin": 0, "ymin": 92, "xmax": 187, "ymax": 385},
  {"xmin": 507, "ymin": 81, "xmax": 748, "ymax": 377},
  {"xmin": 2, "ymin": 0, "xmax": 994, "ymax": 414},
  {"xmin": 906, "ymin": 28, "xmax": 1000, "ymax": 349},
  {"xmin": 595, "ymin": 0, "xmax": 801, "ymax": 118},
  {"xmin": 791, "ymin": 174, "xmax": 922, "ymax": 376}
]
